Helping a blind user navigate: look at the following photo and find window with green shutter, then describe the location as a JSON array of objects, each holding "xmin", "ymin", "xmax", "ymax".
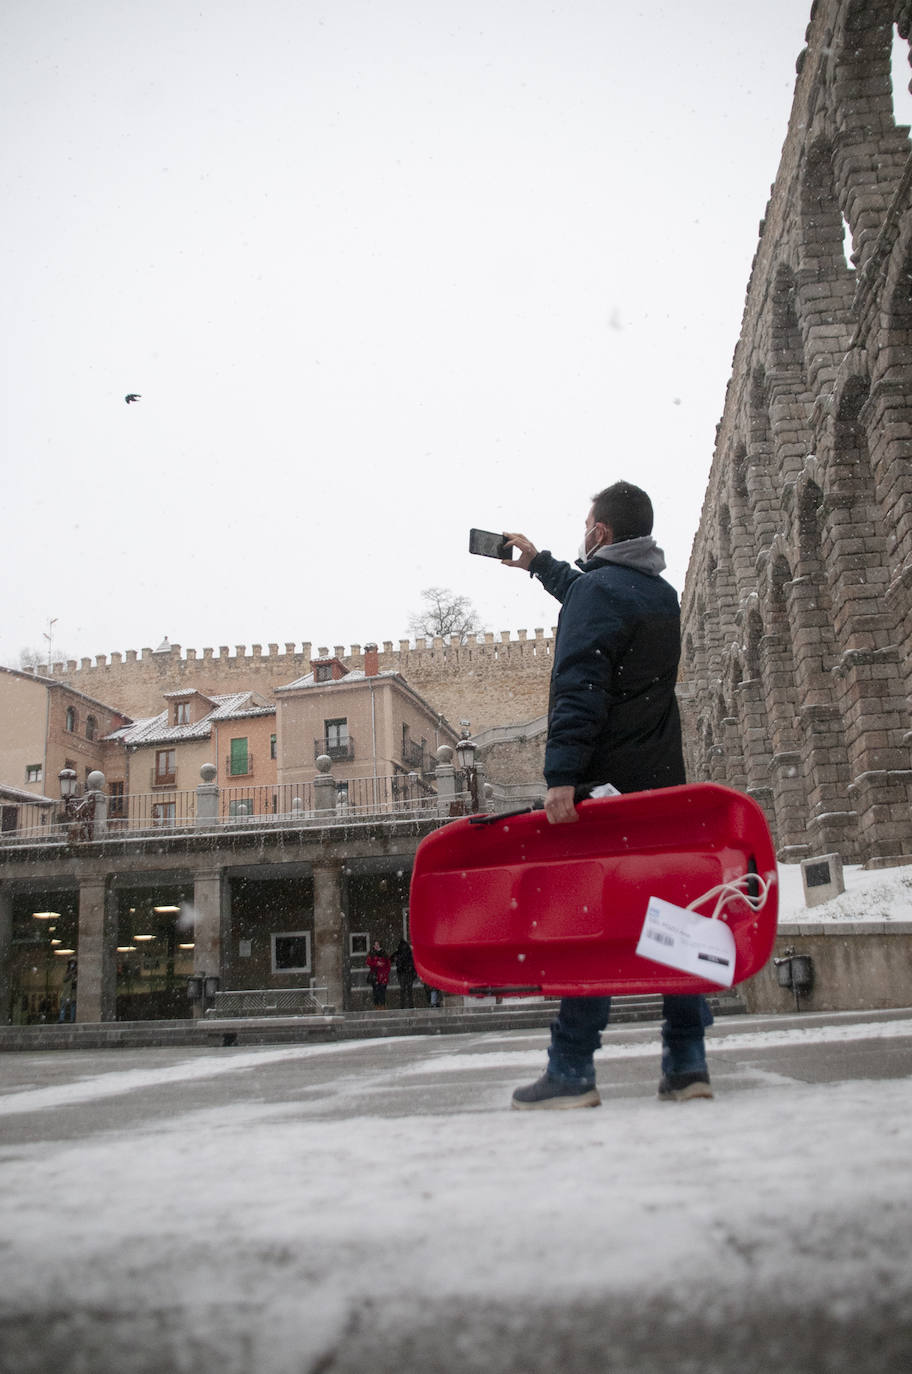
[{"xmin": 229, "ymin": 738, "xmax": 249, "ymax": 776}]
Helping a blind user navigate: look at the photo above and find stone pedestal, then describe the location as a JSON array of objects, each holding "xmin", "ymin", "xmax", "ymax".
[{"xmin": 196, "ymin": 763, "xmax": 219, "ymax": 828}]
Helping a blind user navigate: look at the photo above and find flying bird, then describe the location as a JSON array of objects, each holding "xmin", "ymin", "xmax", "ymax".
[{"xmin": 124, "ymin": 393, "xmax": 141, "ymax": 404}]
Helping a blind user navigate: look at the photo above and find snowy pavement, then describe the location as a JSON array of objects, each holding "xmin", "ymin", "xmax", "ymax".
[{"xmin": 1, "ymin": 1009, "xmax": 911, "ymax": 1373}]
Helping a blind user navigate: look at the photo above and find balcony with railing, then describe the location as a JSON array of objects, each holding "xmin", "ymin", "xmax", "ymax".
[
  {"xmin": 225, "ymin": 752, "xmax": 254, "ymax": 778},
  {"xmin": 314, "ymin": 736, "xmax": 355, "ymax": 762},
  {"xmin": 401, "ymin": 737, "xmax": 429, "ymax": 771}
]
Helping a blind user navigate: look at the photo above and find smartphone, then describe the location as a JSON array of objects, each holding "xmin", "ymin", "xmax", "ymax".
[{"xmin": 469, "ymin": 528, "xmax": 513, "ymax": 560}]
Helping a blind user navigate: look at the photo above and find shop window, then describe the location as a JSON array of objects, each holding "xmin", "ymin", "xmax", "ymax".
[
  {"xmin": 271, "ymin": 931, "xmax": 311, "ymax": 974},
  {"xmin": 114, "ymin": 888, "xmax": 192, "ymax": 1022},
  {"xmin": 8, "ymin": 893, "xmax": 79, "ymax": 1025}
]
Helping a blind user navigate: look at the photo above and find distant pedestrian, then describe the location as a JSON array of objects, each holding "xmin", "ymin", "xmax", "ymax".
[
  {"xmin": 393, "ymin": 938, "xmax": 417, "ymax": 1008},
  {"xmin": 58, "ymin": 958, "xmax": 77, "ymax": 1023},
  {"xmin": 366, "ymin": 942, "xmax": 391, "ymax": 1008}
]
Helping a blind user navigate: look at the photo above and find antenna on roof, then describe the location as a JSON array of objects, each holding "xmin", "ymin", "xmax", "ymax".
[{"xmin": 42, "ymin": 617, "xmax": 58, "ymax": 675}]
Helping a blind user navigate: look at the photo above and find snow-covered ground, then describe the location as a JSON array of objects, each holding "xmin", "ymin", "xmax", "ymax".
[
  {"xmin": 0, "ymin": 862, "xmax": 910, "ymax": 1372},
  {"xmin": 777, "ymin": 859, "xmax": 912, "ymax": 924},
  {"xmin": 1, "ymin": 1009, "xmax": 911, "ymax": 1373}
]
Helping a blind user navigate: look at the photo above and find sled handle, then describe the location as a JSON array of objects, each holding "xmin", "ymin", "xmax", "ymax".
[
  {"xmin": 468, "ymin": 984, "xmax": 543, "ymax": 996},
  {"xmin": 469, "ymin": 802, "xmax": 544, "ymax": 827},
  {"xmin": 746, "ymin": 855, "xmax": 759, "ymax": 901}
]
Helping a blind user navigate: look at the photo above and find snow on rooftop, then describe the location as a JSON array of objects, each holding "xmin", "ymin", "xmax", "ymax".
[
  {"xmin": 102, "ymin": 693, "xmax": 274, "ymax": 746},
  {"xmin": 0, "ymin": 782, "xmax": 56, "ymax": 805},
  {"xmin": 277, "ymin": 668, "xmax": 398, "ymax": 691}
]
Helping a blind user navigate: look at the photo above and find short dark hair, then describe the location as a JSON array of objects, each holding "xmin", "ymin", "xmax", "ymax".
[{"xmin": 591, "ymin": 481, "xmax": 653, "ymax": 541}]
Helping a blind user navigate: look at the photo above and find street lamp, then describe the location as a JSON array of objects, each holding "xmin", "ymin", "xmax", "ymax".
[
  {"xmin": 455, "ymin": 737, "xmax": 479, "ymax": 812},
  {"xmin": 58, "ymin": 767, "xmax": 96, "ymax": 839},
  {"xmin": 58, "ymin": 768, "xmax": 78, "ymax": 800}
]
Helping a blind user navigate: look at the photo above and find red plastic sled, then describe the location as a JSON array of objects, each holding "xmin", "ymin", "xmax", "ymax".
[{"xmin": 409, "ymin": 783, "xmax": 778, "ymax": 997}]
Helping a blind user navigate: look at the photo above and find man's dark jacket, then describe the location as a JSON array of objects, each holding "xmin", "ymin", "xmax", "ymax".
[{"xmin": 530, "ymin": 546, "xmax": 685, "ymax": 795}]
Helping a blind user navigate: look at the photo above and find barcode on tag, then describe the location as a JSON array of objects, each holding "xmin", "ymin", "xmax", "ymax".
[{"xmin": 636, "ymin": 895, "xmax": 737, "ymax": 988}]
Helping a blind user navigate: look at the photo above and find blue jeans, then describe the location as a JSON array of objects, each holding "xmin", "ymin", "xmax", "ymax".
[{"xmin": 547, "ymin": 994, "xmax": 713, "ymax": 1086}]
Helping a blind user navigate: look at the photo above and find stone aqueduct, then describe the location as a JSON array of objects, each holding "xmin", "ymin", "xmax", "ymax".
[
  {"xmin": 680, "ymin": 0, "xmax": 912, "ymax": 865},
  {"xmin": 39, "ymin": 0, "xmax": 912, "ymax": 864}
]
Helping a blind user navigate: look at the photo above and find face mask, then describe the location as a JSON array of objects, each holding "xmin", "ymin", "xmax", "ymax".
[{"xmin": 578, "ymin": 526, "xmax": 602, "ymax": 562}]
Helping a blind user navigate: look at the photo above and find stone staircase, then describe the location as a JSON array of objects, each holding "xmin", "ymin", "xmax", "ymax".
[{"xmin": 0, "ymin": 991, "xmax": 745, "ymax": 1053}]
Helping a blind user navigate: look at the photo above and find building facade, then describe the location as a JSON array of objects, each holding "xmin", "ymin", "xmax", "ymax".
[
  {"xmin": 275, "ymin": 644, "xmax": 460, "ymax": 808},
  {"xmin": 0, "ymin": 652, "xmax": 467, "ymax": 1024},
  {"xmin": 0, "ymin": 666, "xmax": 130, "ymax": 802}
]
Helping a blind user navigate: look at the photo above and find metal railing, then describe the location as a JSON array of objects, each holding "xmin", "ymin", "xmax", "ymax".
[
  {"xmin": 0, "ymin": 773, "xmax": 457, "ymax": 846},
  {"xmin": 314, "ymin": 737, "xmax": 355, "ymax": 761},
  {"xmin": 0, "ymin": 801, "xmax": 57, "ymax": 842},
  {"xmin": 0, "ymin": 789, "xmax": 197, "ymax": 845},
  {"xmin": 109, "ymin": 789, "xmax": 198, "ymax": 831},
  {"xmin": 226, "ymin": 752, "xmax": 254, "ymax": 777},
  {"xmin": 207, "ymin": 986, "xmax": 332, "ymax": 1017},
  {"xmin": 340, "ymin": 773, "xmax": 437, "ymax": 818},
  {"xmin": 220, "ymin": 782, "xmax": 316, "ymax": 821},
  {"xmin": 401, "ymin": 737, "xmax": 428, "ymax": 770}
]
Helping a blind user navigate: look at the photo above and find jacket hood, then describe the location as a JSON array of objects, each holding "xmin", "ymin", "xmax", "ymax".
[{"xmin": 576, "ymin": 535, "xmax": 667, "ymax": 577}]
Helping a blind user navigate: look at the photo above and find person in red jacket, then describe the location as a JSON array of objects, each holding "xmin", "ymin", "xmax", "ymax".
[{"xmin": 366, "ymin": 942, "xmax": 391, "ymax": 1007}]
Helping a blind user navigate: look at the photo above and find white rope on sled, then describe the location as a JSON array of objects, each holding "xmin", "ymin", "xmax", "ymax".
[{"xmin": 686, "ymin": 872, "xmax": 772, "ymax": 924}]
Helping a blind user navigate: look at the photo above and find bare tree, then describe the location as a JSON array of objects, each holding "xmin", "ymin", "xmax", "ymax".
[
  {"xmin": 15, "ymin": 645, "xmax": 71, "ymax": 673},
  {"xmin": 408, "ymin": 587, "xmax": 480, "ymax": 644}
]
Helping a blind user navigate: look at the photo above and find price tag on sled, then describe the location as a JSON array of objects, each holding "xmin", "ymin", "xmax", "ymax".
[{"xmin": 636, "ymin": 896, "xmax": 737, "ymax": 988}]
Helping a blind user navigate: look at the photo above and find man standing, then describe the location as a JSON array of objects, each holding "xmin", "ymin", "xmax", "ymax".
[{"xmin": 504, "ymin": 481, "xmax": 713, "ymax": 1109}]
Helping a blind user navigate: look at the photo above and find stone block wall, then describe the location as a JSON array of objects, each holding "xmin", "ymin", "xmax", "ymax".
[
  {"xmin": 680, "ymin": 0, "xmax": 912, "ymax": 864},
  {"xmin": 740, "ymin": 923, "xmax": 912, "ymax": 1013}
]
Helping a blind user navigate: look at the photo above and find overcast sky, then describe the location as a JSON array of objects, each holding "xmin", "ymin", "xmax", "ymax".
[{"xmin": 1, "ymin": 2, "xmax": 867, "ymax": 668}]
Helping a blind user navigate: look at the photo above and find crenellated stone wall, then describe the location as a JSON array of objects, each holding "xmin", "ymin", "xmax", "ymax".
[
  {"xmin": 681, "ymin": 0, "xmax": 912, "ymax": 865},
  {"xmin": 45, "ymin": 629, "xmax": 557, "ymax": 738}
]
